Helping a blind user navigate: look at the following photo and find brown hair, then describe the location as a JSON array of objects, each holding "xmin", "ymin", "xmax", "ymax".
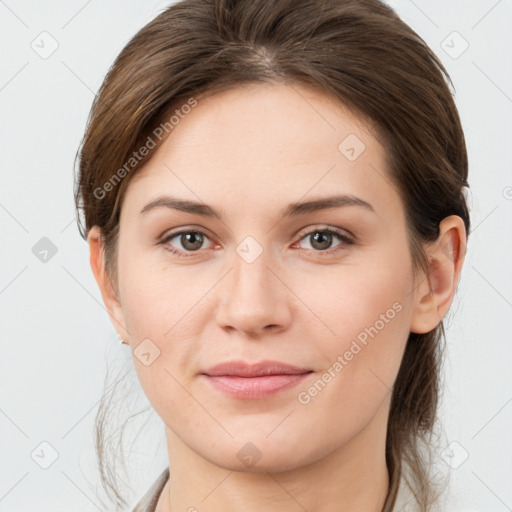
[{"xmin": 74, "ymin": 0, "xmax": 470, "ymax": 509}]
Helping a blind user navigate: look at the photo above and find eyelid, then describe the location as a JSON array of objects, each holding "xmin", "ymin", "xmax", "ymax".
[{"xmin": 293, "ymin": 224, "xmax": 355, "ymax": 243}]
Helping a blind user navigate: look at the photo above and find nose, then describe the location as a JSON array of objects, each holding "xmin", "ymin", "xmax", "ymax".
[{"xmin": 214, "ymin": 247, "xmax": 292, "ymax": 338}]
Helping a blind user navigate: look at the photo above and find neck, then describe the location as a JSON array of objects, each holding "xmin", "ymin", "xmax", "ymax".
[{"xmin": 158, "ymin": 399, "xmax": 391, "ymax": 512}]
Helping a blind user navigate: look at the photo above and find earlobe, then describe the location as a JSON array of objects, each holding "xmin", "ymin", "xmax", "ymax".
[
  {"xmin": 409, "ymin": 215, "xmax": 467, "ymax": 334},
  {"xmin": 87, "ymin": 226, "xmax": 128, "ymax": 339}
]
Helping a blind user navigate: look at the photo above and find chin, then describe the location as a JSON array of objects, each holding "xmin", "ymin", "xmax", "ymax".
[{"xmin": 200, "ymin": 435, "xmax": 322, "ymax": 474}]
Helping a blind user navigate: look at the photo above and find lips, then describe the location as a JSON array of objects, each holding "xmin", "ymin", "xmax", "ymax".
[
  {"xmin": 201, "ymin": 360, "xmax": 312, "ymax": 377},
  {"xmin": 200, "ymin": 360, "xmax": 313, "ymax": 399}
]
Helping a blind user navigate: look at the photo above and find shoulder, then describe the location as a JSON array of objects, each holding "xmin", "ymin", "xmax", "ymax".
[
  {"xmin": 130, "ymin": 467, "xmax": 170, "ymax": 512},
  {"xmin": 392, "ymin": 476, "xmax": 486, "ymax": 512}
]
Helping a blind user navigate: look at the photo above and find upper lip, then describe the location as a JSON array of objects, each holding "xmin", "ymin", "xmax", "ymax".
[{"xmin": 202, "ymin": 360, "xmax": 312, "ymax": 377}]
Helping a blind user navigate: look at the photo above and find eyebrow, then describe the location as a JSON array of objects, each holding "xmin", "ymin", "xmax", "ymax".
[{"xmin": 139, "ymin": 193, "xmax": 375, "ymax": 219}]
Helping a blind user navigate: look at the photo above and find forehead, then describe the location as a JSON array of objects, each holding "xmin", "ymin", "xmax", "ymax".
[{"xmin": 123, "ymin": 81, "xmax": 398, "ymax": 219}]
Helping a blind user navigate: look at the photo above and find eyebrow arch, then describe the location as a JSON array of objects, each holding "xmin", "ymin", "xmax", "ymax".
[
  {"xmin": 139, "ymin": 193, "xmax": 375, "ymax": 219},
  {"xmin": 281, "ymin": 194, "xmax": 375, "ymax": 217}
]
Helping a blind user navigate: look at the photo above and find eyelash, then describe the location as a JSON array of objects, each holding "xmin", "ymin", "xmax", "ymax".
[{"xmin": 159, "ymin": 226, "xmax": 354, "ymax": 258}]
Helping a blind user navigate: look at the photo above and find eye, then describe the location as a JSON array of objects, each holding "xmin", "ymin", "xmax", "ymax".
[
  {"xmin": 160, "ymin": 226, "xmax": 354, "ymax": 258},
  {"xmin": 160, "ymin": 229, "xmax": 214, "ymax": 256},
  {"xmin": 294, "ymin": 227, "xmax": 354, "ymax": 254}
]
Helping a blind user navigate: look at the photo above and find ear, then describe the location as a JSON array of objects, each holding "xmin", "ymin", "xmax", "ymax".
[
  {"xmin": 88, "ymin": 225, "xmax": 129, "ymax": 340},
  {"xmin": 410, "ymin": 215, "xmax": 467, "ymax": 334}
]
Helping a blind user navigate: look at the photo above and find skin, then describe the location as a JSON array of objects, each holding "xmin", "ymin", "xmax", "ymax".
[{"xmin": 88, "ymin": 81, "xmax": 466, "ymax": 511}]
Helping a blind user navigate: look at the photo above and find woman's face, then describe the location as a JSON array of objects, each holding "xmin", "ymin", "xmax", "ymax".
[{"xmin": 108, "ymin": 82, "xmax": 422, "ymax": 471}]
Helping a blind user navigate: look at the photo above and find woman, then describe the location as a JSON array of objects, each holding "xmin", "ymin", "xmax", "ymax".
[{"xmin": 74, "ymin": 0, "xmax": 470, "ymax": 510}]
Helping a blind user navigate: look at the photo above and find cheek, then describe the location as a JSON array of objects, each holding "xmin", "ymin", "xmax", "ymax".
[
  {"xmin": 299, "ymin": 248, "xmax": 413, "ymax": 353},
  {"xmin": 293, "ymin": 249, "xmax": 414, "ymax": 412},
  {"xmin": 118, "ymin": 245, "xmax": 208, "ymax": 341},
  {"xmin": 117, "ymin": 253, "xmax": 204, "ymax": 420},
  {"xmin": 117, "ymin": 248, "xmax": 213, "ymax": 408}
]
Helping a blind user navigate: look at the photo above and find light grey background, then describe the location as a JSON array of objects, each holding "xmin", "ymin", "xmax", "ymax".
[{"xmin": 1, "ymin": 0, "xmax": 511, "ymax": 510}]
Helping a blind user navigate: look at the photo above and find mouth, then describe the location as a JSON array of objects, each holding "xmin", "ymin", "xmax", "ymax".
[{"xmin": 200, "ymin": 360, "xmax": 314, "ymax": 399}]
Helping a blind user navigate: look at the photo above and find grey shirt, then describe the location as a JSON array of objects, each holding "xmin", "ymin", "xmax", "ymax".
[{"xmin": 131, "ymin": 467, "xmax": 169, "ymax": 512}]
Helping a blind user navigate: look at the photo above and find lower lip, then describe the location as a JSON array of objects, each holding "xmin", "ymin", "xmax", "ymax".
[{"xmin": 202, "ymin": 373, "xmax": 312, "ymax": 399}]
